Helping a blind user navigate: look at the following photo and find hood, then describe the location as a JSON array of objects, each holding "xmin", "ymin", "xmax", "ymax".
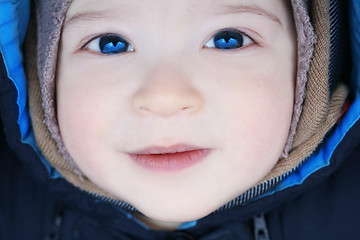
[{"xmin": 1, "ymin": 0, "xmax": 360, "ymax": 227}]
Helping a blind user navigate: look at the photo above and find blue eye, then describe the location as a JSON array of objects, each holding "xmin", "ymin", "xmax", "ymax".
[
  {"xmin": 86, "ymin": 34, "xmax": 134, "ymax": 54},
  {"xmin": 205, "ymin": 30, "xmax": 253, "ymax": 50}
]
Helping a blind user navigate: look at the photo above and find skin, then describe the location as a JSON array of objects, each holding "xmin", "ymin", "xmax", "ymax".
[{"xmin": 57, "ymin": 0, "xmax": 296, "ymax": 230}]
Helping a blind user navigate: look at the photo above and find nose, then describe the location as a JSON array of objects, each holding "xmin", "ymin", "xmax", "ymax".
[{"xmin": 132, "ymin": 67, "xmax": 203, "ymax": 117}]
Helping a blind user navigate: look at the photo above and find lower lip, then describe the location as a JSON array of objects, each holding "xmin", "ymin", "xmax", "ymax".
[{"xmin": 129, "ymin": 149, "xmax": 211, "ymax": 172}]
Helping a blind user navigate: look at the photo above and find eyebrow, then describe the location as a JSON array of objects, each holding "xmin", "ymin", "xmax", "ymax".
[
  {"xmin": 64, "ymin": 4, "xmax": 284, "ymax": 29},
  {"xmin": 64, "ymin": 10, "xmax": 117, "ymax": 28},
  {"xmin": 215, "ymin": 4, "xmax": 283, "ymax": 27}
]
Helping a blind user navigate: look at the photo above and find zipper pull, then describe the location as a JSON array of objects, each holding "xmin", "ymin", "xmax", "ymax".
[
  {"xmin": 253, "ymin": 213, "xmax": 270, "ymax": 240},
  {"xmin": 45, "ymin": 210, "xmax": 64, "ymax": 240}
]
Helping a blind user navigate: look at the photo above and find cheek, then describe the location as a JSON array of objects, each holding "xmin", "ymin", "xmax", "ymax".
[
  {"xmin": 56, "ymin": 71, "xmax": 116, "ymax": 162},
  {"xmin": 217, "ymin": 58, "xmax": 294, "ymax": 170}
]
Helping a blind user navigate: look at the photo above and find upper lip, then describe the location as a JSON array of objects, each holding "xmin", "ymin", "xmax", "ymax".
[{"xmin": 129, "ymin": 144, "xmax": 206, "ymax": 155}]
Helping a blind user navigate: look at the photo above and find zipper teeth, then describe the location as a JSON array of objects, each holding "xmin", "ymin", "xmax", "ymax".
[
  {"xmin": 85, "ymin": 191, "xmax": 139, "ymax": 213},
  {"xmin": 215, "ymin": 161, "xmax": 304, "ymax": 213},
  {"xmin": 83, "ymin": 160, "xmax": 305, "ymax": 214},
  {"xmin": 328, "ymin": 0, "xmax": 344, "ymax": 93}
]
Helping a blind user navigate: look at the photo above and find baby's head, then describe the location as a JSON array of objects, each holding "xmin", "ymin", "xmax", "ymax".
[{"xmin": 34, "ymin": 0, "xmax": 314, "ymax": 228}]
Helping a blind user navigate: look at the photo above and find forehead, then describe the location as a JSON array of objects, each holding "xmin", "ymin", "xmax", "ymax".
[
  {"xmin": 67, "ymin": 0, "xmax": 286, "ymax": 10},
  {"xmin": 65, "ymin": 0, "xmax": 291, "ymax": 26}
]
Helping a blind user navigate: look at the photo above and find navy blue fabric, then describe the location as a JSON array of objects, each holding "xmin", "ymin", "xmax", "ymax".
[
  {"xmin": 1, "ymin": 0, "xmax": 360, "ymax": 239},
  {"xmin": 266, "ymin": 120, "xmax": 360, "ymax": 240}
]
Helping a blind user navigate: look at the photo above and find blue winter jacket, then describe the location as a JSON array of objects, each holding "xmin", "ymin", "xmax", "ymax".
[{"xmin": 1, "ymin": 0, "xmax": 360, "ymax": 239}]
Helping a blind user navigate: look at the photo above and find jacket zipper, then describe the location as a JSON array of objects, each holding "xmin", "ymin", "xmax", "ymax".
[{"xmin": 253, "ymin": 213, "xmax": 270, "ymax": 240}]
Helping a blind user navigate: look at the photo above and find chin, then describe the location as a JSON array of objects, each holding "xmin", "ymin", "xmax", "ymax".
[
  {"xmin": 133, "ymin": 196, "xmax": 226, "ymax": 224},
  {"xmin": 150, "ymin": 209, "xmax": 209, "ymax": 223}
]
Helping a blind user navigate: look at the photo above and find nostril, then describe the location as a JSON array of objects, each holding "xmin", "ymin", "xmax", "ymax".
[
  {"xmin": 139, "ymin": 106, "xmax": 150, "ymax": 112},
  {"xmin": 132, "ymin": 84, "xmax": 203, "ymax": 117}
]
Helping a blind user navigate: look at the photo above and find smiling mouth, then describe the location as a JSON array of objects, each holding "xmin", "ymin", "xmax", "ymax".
[{"xmin": 128, "ymin": 144, "xmax": 211, "ymax": 172}]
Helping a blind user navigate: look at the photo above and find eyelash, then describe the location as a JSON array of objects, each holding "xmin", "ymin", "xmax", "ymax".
[
  {"xmin": 81, "ymin": 29, "xmax": 256, "ymax": 55},
  {"xmin": 81, "ymin": 33, "xmax": 134, "ymax": 55},
  {"xmin": 204, "ymin": 28, "xmax": 255, "ymax": 50}
]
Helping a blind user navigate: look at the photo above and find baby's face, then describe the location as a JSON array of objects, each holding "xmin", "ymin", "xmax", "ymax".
[{"xmin": 57, "ymin": 0, "xmax": 296, "ymax": 225}]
